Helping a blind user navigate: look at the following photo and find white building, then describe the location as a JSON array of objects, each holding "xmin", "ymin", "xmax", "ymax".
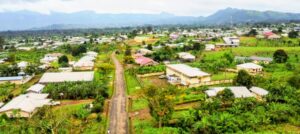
[
  {"xmin": 178, "ymin": 52, "xmax": 196, "ymax": 62},
  {"xmin": 237, "ymin": 63, "xmax": 263, "ymax": 73},
  {"xmin": 222, "ymin": 36, "xmax": 240, "ymax": 47},
  {"xmin": 205, "ymin": 87, "xmax": 255, "ymax": 98},
  {"xmin": 166, "ymin": 64, "xmax": 211, "ymax": 86},
  {"xmin": 205, "ymin": 44, "xmax": 215, "ymax": 51},
  {"xmin": 0, "ymin": 93, "xmax": 52, "ymax": 118},
  {"xmin": 39, "ymin": 71, "xmax": 94, "ymax": 83}
]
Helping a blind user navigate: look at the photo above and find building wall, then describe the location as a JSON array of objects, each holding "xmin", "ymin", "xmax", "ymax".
[
  {"xmin": 0, "ymin": 80, "xmax": 23, "ymax": 85},
  {"xmin": 237, "ymin": 67, "xmax": 262, "ymax": 73},
  {"xmin": 1, "ymin": 110, "xmax": 31, "ymax": 118}
]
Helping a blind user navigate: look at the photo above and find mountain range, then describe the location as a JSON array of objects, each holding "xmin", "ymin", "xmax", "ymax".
[{"xmin": 0, "ymin": 8, "xmax": 300, "ymax": 31}]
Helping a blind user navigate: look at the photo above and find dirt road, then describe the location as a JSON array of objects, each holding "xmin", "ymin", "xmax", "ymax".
[{"xmin": 108, "ymin": 53, "xmax": 128, "ymax": 134}]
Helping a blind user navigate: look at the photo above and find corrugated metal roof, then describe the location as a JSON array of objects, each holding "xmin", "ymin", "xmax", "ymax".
[
  {"xmin": 39, "ymin": 71, "xmax": 94, "ymax": 83},
  {"xmin": 167, "ymin": 64, "xmax": 210, "ymax": 78},
  {"xmin": 249, "ymin": 87, "xmax": 269, "ymax": 96},
  {"xmin": 0, "ymin": 93, "xmax": 50, "ymax": 113}
]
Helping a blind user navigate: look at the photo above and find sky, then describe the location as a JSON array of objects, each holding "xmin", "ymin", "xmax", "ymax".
[{"xmin": 0, "ymin": 0, "xmax": 299, "ymax": 16}]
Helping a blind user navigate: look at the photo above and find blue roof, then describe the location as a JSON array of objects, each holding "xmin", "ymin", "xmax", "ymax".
[{"xmin": 0, "ymin": 76, "xmax": 23, "ymax": 81}]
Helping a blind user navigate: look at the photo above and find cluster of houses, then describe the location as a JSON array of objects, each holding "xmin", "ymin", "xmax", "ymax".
[
  {"xmin": 0, "ymin": 71, "xmax": 94, "ymax": 118},
  {"xmin": 39, "ymin": 51, "xmax": 98, "ymax": 71}
]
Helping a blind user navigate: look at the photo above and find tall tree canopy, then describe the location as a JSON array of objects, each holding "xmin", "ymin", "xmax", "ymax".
[{"xmin": 273, "ymin": 49, "xmax": 288, "ymax": 63}]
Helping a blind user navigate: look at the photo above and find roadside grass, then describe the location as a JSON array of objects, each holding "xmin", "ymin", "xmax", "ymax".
[{"xmin": 125, "ymin": 71, "xmax": 141, "ymax": 95}]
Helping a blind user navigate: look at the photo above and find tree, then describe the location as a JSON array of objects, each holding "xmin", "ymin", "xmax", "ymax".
[
  {"xmin": 223, "ymin": 52, "xmax": 234, "ymax": 64},
  {"xmin": 124, "ymin": 46, "xmax": 132, "ymax": 56},
  {"xmin": 288, "ymin": 75, "xmax": 300, "ymax": 89},
  {"xmin": 234, "ymin": 70, "xmax": 253, "ymax": 88},
  {"xmin": 58, "ymin": 55, "xmax": 69, "ymax": 67},
  {"xmin": 247, "ymin": 29, "xmax": 258, "ymax": 36},
  {"xmin": 193, "ymin": 42, "xmax": 204, "ymax": 51},
  {"xmin": 71, "ymin": 45, "xmax": 87, "ymax": 56},
  {"xmin": 288, "ymin": 31, "xmax": 299, "ymax": 38},
  {"xmin": 273, "ymin": 49, "xmax": 288, "ymax": 63},
  {"xmin": 147, "ymin": 44, "xmax": 153, "ymax": 50},
  {"xmin": 7, "ymin": 53, "xmax": 16, "ymax": 63},
  {"xmin": 216, "ymin": 88, "xmax": 234, "ymax": 102},
  {"xmin": 143, "ymin": 86, "xmax": 178, "ymax": 128},
  {"xmin": 0, "ymin": 36, "xmax": 5, "ymax": 50},
  {"xmin": 24, "ymin": 64, "xmax": 39, "ymax": 75}
]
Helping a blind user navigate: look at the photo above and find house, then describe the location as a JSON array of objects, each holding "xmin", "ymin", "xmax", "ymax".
[
  {"xmin": 73, "ymin": 56, "xmax": 95, "ymax": 70},
  {"xmin": 237, "ymin": 63, "xmax": 263, "ymax": 73},
  {"xmin": 134, "ymin": 55, "xmax": 158, "ymax": 66},
  {"xmin": 39, "ymin": 71, "xmax": 94, "ymax": 84},
  {"xmin": 166, "ymin": 64, "xmax": 211, "ymax": 86},
  {"xmin": 249, "ymin": 87, "xmax": 269, "ymax": 96},
  {"xmin": 178, "ymin": 52, "xmax": 196, "ymax": 62},
  {"xmin": 250, "ymin": 56, "xmax": 273, "ymax": 64},
  {"xmin": 27, "ymin": 84, "xmax": 45, "ymax": 94},
  {"xmin": 67, "ymin": 37, "xmax": 89, "ymax": 45},
  {"xmin": 267, "ymin": 34, "xmax": 281, "ymax": 40},
  {"xmin": 205, "ymin": 87, "xmax": 255, "ymax": 98},
  {"xmin": 222, "ymin": 36, "xmax": 240, "ymax": 47},
  {"xmin": 263, "ymin": 32, "xmax": 281, "ymax": 39},
  {"xmin": 235, "ymin": 56, "xmax": 273, "ymax": 64},
  {"xmin": 205, "ymin": 44, "xmax": 215, "ymax": 51},
  {"xmin": 0, "ymin": 93, "xmax": 52, "ymax": 118},
  {"xmin": 170, "ymin": 33, "xmax": 180, "ymax": 40},
  {"xmin": 137, "ymin": 48, "xmax": 153, "ymax": 55},
  {"xmin": 17, "ymin": 61, "xmax": 28, "ymax": 70},
  {"xmin": 40, "ymin": 53, "xmax": 63, "ymax": 64}
]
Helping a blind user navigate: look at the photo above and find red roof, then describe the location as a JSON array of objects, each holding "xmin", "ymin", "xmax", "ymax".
[
  {"xmin": 263, "ymin": 31, "xmax": 274, "ymax": 37},
  {"xmin": 134, "ymin": 56, "xmax": 156, "ymax": 66}
]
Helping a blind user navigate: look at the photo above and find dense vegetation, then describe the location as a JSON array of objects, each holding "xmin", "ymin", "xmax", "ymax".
[{"xmin": 43, "ymin": 81, "xmax": 108, "ymax": 100}]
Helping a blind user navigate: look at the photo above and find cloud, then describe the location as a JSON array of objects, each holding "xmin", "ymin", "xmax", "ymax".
[{"xmin": 0, "ymin": 0, "xmax": 299, "ymax": 16}]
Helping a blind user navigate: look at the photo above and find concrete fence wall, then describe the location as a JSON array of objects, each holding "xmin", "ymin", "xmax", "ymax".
[{"xmin": 189, "ymin": 79, "xmax": 233, "ymax": 88}]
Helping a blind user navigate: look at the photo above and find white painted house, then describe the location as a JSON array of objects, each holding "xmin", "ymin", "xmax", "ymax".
[
  {"xmin": 39, "ymin": 71, "xmax": 94, "ymax": 83},
  {"xmin": 237, "ymin": 63, "xmax": 263, "ymax": 73},
  {"xmin": 166, "ymin": 64, "xmax": 211, "ymax": 86},
  {"xmin": 0, "ymin": 93, "xmax": 52, "ymax": 118}
]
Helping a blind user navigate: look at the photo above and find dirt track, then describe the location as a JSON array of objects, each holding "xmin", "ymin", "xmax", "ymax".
[{"xmin": 108, "ymin": 53, "xmax": 128, "ymax": 134}]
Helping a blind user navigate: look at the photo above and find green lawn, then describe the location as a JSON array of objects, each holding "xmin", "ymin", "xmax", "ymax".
[
  {"xmin": 240, "ymin": 37, "xmax": 300, "ymax": 47},
  {"xmin": 211, "ymin": 72, "xmax": 237, "ymax": 81}
]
